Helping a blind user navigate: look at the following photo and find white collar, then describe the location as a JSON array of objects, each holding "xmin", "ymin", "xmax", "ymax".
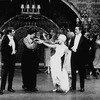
[
  {"xmin": 76, "ymin": 33, "xmax": 82, "ymax": 37},
  {"xmin": 7, "ymin": 34, "xmax": 13, "ymax": 39}
]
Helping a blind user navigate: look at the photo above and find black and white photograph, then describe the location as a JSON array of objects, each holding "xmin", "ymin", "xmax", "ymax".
[{"xmin": 0, "ymin": 0, "xmax": 100, "ymax": 100}]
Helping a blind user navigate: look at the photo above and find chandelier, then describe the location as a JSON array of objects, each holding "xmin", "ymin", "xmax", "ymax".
[{"xmin": 21, "ymin": 0, "xmax": 41, "ymax": 15}]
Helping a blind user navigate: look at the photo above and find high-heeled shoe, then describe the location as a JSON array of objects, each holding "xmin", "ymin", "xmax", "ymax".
[
  {"xmin": 52, "ymin": 89, "xmax": 57, "ymax": 92},
  {"xmin": 79, "ymin": 88, "xmax": 85, "ymax": 92}
]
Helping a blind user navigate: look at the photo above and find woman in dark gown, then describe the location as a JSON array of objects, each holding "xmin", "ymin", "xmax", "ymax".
[{"xmin": 21, "ymin": 33, "xmax": 39, "ymax": 91}]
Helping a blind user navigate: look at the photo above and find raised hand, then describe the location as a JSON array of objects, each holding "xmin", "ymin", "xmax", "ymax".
[
  {"xmin": 42, "ymin": 33, "xmax": 47, "ymax": 40},
  {"xmin": 34, "ymin": 38, "xmax": 44, "ymax": 44}
]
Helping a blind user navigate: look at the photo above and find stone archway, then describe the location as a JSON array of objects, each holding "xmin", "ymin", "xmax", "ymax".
[{"xmin": 0, "ymin": 14, "xmax": 60, "ymax": 64}]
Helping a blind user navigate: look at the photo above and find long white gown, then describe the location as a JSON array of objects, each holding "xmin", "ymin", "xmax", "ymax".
[
  {"xmin": 93, "ymin": 39, "xmax": 100, "ymax": 69},
  {"xmin": 93, "ymin": 48, "xmax": 100, "ymax": 69},
  {"xmin": 50, "ymin": 44, "xmax": 70, "ymax": 92},
  {"xmin": 64, "ymin": 50, "xmax": 71, "ymax": 74}
]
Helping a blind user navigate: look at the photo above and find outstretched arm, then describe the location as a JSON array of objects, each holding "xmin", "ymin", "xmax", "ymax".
[
  {"xmin": 43, "ymin": 40, "xmax": 57, "ymax": 48},
  {"xmin": 37, "ymin": 39, "xmax": 57, "ymax": 49}
]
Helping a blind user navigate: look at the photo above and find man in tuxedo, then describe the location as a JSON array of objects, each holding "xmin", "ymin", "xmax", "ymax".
[
  {"xmin": 84, "ymin": 33, "xmax": 98, "ymax": 79},
  {"xmin": 69, "ymin": 26, "xmax": 88, "ymax": 92},
  {"xmin": 0, "ymin": 27, "xmax": 18, "ymax": 95}
]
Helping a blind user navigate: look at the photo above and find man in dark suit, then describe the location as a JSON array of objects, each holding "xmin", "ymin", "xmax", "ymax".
[
  {"xmin": 88, "ymin": 34, "xmax": 97, "ymax": 78},
  {"xmin": 0, "ymin": 27, "xmax": 18, "ymax": 95},
  {"xmin": 84, "ymin": 33, "xmax": 97, "ymax": 79},
  {"xmin": 69, "ymin": 26, "xmax": 88, "ymax": 92}
]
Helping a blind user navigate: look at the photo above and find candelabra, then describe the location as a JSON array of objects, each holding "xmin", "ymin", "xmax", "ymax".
[
  {"xmin": 21, "ymin": 4, "xmax": 41, "ymax": 15},
  {"xmin": 76, "ymin": 10, "xmax": 91, "ymax": 32}
]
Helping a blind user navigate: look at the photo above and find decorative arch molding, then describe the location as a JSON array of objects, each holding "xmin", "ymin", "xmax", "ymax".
[
  {"xmin": 16, "ymin": 26, "xmax": 49, "ymax": 41},
  {"xmin": 0, "ymin": 14, "xmax": 61, "ymax": 63},
  {"xmin": 61, "ymin": 0, "xmax": 81, "ymax": 19},
  {"xmin": 0, "ymin": 14, "xmax": 60, "ymax": 35}
]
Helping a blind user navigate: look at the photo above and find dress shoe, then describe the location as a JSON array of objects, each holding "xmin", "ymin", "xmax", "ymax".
[
  {"xmin": 79, "ymin": 88, "xmax": 85, "ymax": 92},
  {"xmin": 22, "ymin": 85, "xmax": 25, "ymax": 88},
  {"xmin": 31, "ymin": 88, "xmax": 38, "ymax": 92},
  {"xmin": 25, "ymin": 88, "xmax": 38, "ymax": 92},
  {"xmin": 92, "ymin": 73, "xmax": 99, "ymax": 79},
  {"xmin": 8, "ymin": 89, "xmax": 15, "ymax": 92},
  {"xmin": 0, "ymin": 90, "xmax": 3, "ymax": 95},
  {"xmin": 22, "ymin": 85, "xmax": 27, "ymax": 90},
  {"xmin": 70, "ymin": 87, "xmax": 76, "ymax": 91}
]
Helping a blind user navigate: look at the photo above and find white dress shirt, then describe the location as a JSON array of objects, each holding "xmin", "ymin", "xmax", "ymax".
[
  {"xmin": 72, "ymin": 33, "xmax": 82, "ymax": 52},
  {"xmin": 8, "ymin": 35, "xmax": 16, "ymax": 54}
]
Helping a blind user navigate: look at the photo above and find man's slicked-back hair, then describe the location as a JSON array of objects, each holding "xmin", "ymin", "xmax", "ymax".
[{"xmin": 6, "ymin": 27, "xmax": 15, "ymax": 34}]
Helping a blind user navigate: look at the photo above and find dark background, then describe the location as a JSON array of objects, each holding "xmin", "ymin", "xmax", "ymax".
[
  {"xmin": 0, "ymin": 0, "xmax": 77, "ymax": 63},
  {"xmin": 0, "ymin": 0, "xmax": 77, "ymax": 30}
]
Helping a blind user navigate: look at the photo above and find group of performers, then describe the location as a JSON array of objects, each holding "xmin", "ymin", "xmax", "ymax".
[{"xmin": 0, "ymin": 26, "xmax": 100, "ymax": 95}]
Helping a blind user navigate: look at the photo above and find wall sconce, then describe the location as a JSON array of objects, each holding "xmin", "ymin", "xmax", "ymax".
[
  {"xmin": 76, "ymin": 17, "xmax": 80, "ymax": 25},
  {"xmin": 76, "ymin": 14, "xmax": 91, "ymax": 32}
]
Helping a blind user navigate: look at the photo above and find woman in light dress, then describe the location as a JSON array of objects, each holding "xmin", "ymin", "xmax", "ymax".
[
  {"xmin": 38, "ymin": 34, "xmax": 70, "ymax": 93},
  {"xmin": 43, "ymin": 32, "xmax": 52, "ymax": 73},
  {"xmin": 43, "ymin": 30, "xmax": 57, "ymax": 73},
  {"xmin": 93, "ymin": 35, "xmax": 100, "ymax": 74}
]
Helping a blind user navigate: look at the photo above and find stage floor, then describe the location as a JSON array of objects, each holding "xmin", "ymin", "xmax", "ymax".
[{"xmin": 0, "ymin": 69, "xmax": 100, "ymax": 100}]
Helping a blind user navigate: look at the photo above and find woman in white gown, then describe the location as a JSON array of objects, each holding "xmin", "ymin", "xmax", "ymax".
[
  {"xmin": 38, "ymin": 34, "xmax": 70, "ymax": 93},
  {"xmin": 93, "ymin": 35, "xmax": 100, "ymax": 74}
]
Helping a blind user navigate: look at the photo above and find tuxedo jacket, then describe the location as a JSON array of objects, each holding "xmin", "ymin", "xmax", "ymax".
[
  {"xmin": 69, "ymin": 35, "xmax": 88, "ymax": 65},
  {"xmin": 1, "ymin": 35, "xmax": 18, "ymax": 61}
]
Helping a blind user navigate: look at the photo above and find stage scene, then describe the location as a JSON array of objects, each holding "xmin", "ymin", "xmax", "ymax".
[{"xmin": 0, "ymin": 0, "xmax": 100, "ymax": 100}]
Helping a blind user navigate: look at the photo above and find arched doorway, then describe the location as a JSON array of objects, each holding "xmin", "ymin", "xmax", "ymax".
[
  {"xmin": 0, "ymin": 0, "xmax": 79, "ymax": 66},
  {"xmin": 0, "ymin": 14, "xmax": 60, "ymax": 65}
]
